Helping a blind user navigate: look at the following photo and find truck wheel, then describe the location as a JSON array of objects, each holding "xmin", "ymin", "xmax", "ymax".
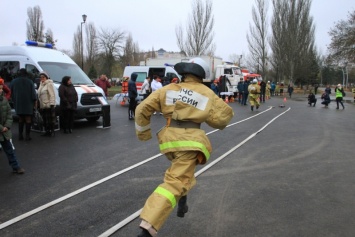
[{"xmin": 86, "ymin": 116, "xmax": 100, "ymax": 122}]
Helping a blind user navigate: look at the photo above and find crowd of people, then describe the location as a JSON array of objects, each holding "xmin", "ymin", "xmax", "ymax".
[
  {"xmin": 307, "ymin": 84, "xmax": 347, "ymax": 109},
  {"xmin": 0, "ymin": 69, "xmax": 78, "ymax": 175},
  {"xmin": 208, "ymin": 75, "xmax": 349, "ymax": 111}
]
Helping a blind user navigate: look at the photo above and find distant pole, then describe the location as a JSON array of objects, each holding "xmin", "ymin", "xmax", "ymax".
[
  {"xmin": 238, "ymin": 55, "xmax": 242, "ymax": 67},
  {"xmin": 81, "ymin": 14, "xmax": 87, "ymax": 70}
]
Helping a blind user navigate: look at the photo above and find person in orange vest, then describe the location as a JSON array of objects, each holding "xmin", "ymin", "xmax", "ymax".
[{"xmin": 135, "ymin": 58, "xmax": 234, "ymax": 237}]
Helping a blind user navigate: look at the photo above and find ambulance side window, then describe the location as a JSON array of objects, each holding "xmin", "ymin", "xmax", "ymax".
[
  {"xmin": 25, "ymin": 64, "xmax": 40, "ymax": 85},
  {"xmin": 135, "ymin": 72, "xmax": 147, "ymax": 83},
  {"xmin": 166, "ymin": 72, "xmax": 178, "ymax": 81},
  {"xmin": 0, "ymin": 61, "xmax": 20, "ymax": 85}
]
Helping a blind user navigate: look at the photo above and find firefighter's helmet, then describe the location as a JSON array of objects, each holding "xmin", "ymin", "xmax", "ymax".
[
  {"xmin": 174, "ymin": 57, "xmax": 210, "ymax": 80},
  {"xmin": 252, "ymin": 79, "xmax": 258, "ymax": 84}
]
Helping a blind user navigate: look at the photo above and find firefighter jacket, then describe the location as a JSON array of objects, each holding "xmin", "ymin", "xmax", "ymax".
[
  {"xmin": 248, "ymin": 83, "xmax": 261, "ymax": 99},
  {"xmin": 135, "ymin": 75, "xmax": 234, "ymax": 164}
]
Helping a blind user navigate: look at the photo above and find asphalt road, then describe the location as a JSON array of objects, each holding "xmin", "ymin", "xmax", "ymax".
[{"xmin": 0, "ymin": 94, "xmax": 354, "ymax": 237}]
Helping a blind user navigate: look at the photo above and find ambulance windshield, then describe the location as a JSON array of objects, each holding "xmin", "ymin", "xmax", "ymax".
[{"xmin": 38, "ymin": 62, "xmax": 94, "ymax": 85}]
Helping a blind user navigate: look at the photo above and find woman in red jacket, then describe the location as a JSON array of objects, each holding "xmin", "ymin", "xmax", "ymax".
[{"xmin": 0, "ymin": 78, "xmax": 11, "ymax": 100}]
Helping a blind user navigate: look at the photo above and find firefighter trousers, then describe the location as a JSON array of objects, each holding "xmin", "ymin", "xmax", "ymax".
[
  {"xmin": 249, "ymin": 95, "xmax": 260, "ymax": 107},
  {"xmin": 140, "ymin": 150, "xmax": 199, "ymax": 232}
]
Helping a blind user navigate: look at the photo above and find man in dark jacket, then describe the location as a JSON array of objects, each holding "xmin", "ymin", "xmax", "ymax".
[
  {"xmin": 321, "ymin": 92, "xmax": 331, "ymax": 107},
  {"xmin": 10, "ymin": 69, "xmax": 37, "ymax": 141},
  {"xmin": 259, "ymin": 80, "xmax": 266, "ymax": 102},
  {"xmin": 218, "ymin": 75, "xmax": 231, "ymax": 100},
  {"xmin": 128, "ymin": 73, "xmax": 138, "ymax": 120},
  {"xmin": 237, "ymin": 78, "xmax": 244, "ymax": 103},
  {"xmin": 308, "ymin": 92, "xmax": 317, "ymax": 107},
  {"xmin": 242, "ymin": 79, "xmax": 250, "ymax": 105}
]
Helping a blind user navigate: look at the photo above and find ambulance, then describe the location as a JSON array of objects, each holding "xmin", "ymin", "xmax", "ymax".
[
  {"xmin": 0, "ymin": 41, "xmax": 106, "ymax": 122},
  {"xmin": 122, "ymin": 65, "xmax": 181, "ymax": 93}
]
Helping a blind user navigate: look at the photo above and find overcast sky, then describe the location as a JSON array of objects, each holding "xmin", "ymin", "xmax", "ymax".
[{"xmin": 2, "ymin": 0, "xmax": 354, "ymax": 61}]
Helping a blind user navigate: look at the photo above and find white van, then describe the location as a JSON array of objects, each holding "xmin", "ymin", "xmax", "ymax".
[
  {"xmin": 123, "ymin": 66, "xmax": 181, "ymax": 92},
  {"xmin": 215, "ymin": 64, "xmax": 243, "ymax": 95},
  {"xmin": 0, "ymin": 41, "xmax": 106, "ymax": 122}
]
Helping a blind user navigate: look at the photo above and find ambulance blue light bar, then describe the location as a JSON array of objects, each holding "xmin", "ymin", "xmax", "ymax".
[{"xmin": 25, "ymin": 41, "xmax": 53, "ymax": 49}]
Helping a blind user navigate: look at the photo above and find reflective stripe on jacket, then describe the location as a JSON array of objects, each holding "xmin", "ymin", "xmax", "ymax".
[{"xmin": 135, "ymin": 75, "xmax": 234, "ymax": 163}]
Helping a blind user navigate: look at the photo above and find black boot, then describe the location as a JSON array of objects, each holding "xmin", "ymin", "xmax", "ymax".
[
  {"xmin": 137, "ymin": 228, "xmax": 152, "ymax": 237},
  {"xmin": 25, "ymin": 123, "xmax": 32, "ymax": 141},
  {"xmin": 18, "ymin": 122, "xmax": 24, "ymax": 141},
  {"xmin": 129, "ymin": 110, "xmax": 134, "ymax": 120},
  {"xmin": 177, "ymin": 195, "xmax": 188, "ymax": 218},
  {"xmin": 251, "ymin": 106, "xmax": 254, "ymax": 111},
  {"xmin": 50, "ymin": 123, "xmax": 55, "ymax": 136}
]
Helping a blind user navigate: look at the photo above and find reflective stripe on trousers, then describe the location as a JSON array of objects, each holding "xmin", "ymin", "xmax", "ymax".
[
  {"xmin": 140, "ymin": 150, "xmax": 199, "ymax": 231},
  {"xmin": 159, "ymin": 140, "xmax": 210, "ymax": 162}
]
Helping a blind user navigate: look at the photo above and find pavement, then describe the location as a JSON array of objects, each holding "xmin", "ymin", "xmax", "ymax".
[
  {"xmin": 277, "ymin": 91, "xmax": 355, "ymax": 103},
  {"xmin": 1, "ymin": 94, "xmax": 354, "ymax": 237}
]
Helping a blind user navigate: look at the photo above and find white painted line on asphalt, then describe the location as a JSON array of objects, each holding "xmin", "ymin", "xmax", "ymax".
[
  {"xmin": 0, "ymin": 154, "xmax": 160, "ymax": 230},
  {"xmin": 98, "ymin": 107, "xmax": 290, "ymax": 237},
  {"xmin": 196, "ymin": 107, "xmax": 291, "ymax": 177},
  {"xmin": 206, "ymin": 106, "xmax": 273, "ymax": 135},
  {"xmin": 0, "ymin": 106, "xmax": 275, "ymax": 231}
]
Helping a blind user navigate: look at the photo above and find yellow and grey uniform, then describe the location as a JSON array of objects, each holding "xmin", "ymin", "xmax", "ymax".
[
  {"xmin": 248, "ymin": 83, "xmax": 261, "ymax": 107},
  {"xmin": 135, "ymin": 75, "xmax": 234, "ymax": 234},
  {"xmin": 266, "ymin": 83, "xmax": 271, "ymax": 97}
]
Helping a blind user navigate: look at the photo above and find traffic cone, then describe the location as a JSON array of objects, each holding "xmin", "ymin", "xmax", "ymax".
[
  {"xmin": 230, "ymin": 97, "xmax": 234, "ymax": 102},
  {"xmin": 225, "ymin": 96, "xmax": 229, "ymax": 103},
  {"xmin": 283, "ymin": 97, "xmax": 287, "ymax": 102}
]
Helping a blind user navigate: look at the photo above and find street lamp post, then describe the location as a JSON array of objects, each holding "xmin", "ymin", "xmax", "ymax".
[
  {"xmin": 81, "ymin": 14, "xmax": 87, "ymax": 70},
  {"xmin": 238, "ymin": 55, "xmax": 242, "ymax": 67},
  {"xmin": 341, "ymin": 65, "xmax": 348, "ymax": 88}
]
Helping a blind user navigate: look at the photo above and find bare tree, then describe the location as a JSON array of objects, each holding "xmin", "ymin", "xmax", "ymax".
[
  {"xmin": 327, "ymin": 10, "xmax": 355, "ymax": 65},
  {"xmin": 72, "ymin": 26, "xmax": 81, "ymax": 67},
  {"xmin": 97, "ymin": 28, "xmax": 126, "ymax": 77},
  {"xmin": 44, "ymin": 28, "xmax": 56, "ymax": 46},
  {"xmin": 26, "ymin": 5, "xmax": 45, "ymax": 42},
  {"xmin": 247, "ymin": 0, "xmax": 269, "ymax": 78},
  {"xmin": 85, "ymin": 23, "xmax": 98, "ymax": 74},
  {"xmin": 120, "ymin": 33, "xmax": 144, "ymax": 68},
  {"xmin": 121, "ymin": 33, "xmax": 135, "ymax": 67},
  {"xmin": 175, "ymin": 0, "xmax": 215, "ymax": 56}
]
